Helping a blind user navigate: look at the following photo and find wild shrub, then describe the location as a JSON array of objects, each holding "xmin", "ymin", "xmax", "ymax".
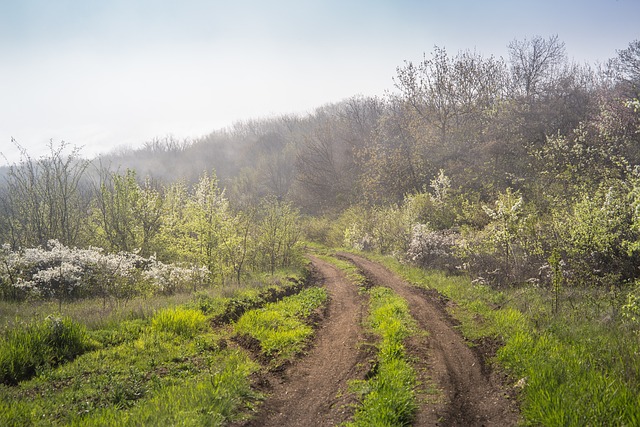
[
  {"xmin": 0, "ymin": 315, "xmax": 92, "ymax": 384},
  {"xmin": 0, "ymin": 240, "xmax": 211, "ymax": 304},
  {"xmin": 406, "ymin": 225, "xmax": 460, "ymax": 272}
]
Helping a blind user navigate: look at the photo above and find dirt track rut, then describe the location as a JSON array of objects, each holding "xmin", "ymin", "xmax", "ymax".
[
  {"xmin": 340, "ymin": 252, "xmax": 520, "ymax": 426},
  {"xmin": 243, "ymin": 255, "xmax": 368, "ymax": 427}
]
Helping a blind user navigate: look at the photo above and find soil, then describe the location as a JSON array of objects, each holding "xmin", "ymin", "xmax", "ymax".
[
  {"xmin": 240, "ymin": 253, "xmax": 520, "ymax": 426},
  {"xmin": 339, "ymin": 252, "xmax": 520, "ymax": 426},
  {"xmin": 240, "ymin": 255, "xmax": 371, "ymax": 427}
]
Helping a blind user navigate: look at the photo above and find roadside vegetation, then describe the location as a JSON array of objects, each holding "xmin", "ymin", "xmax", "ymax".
[
  {"xmin": 233, "ymin": 286, "xmax": 327, "ymax": 365},
  {"xmin": 348, "ymin": 285, "xmax": 418, "ymax": 427},
  {"xmin": 0, "ymin": 270, "xmax": 314, "ymax": 426}
]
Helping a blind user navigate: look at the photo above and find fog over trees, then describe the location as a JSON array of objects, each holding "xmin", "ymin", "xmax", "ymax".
[{"xmin": 1, "ymin": 35, "xmax": 640, "ymax": 290}]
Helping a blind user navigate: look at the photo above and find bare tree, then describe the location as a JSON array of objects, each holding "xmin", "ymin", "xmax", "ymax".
[
  {"xmin": 1, "ymin": 140, "xmax": 90, "ymax": 248},
  {"xmin": 508, "ymin": 35, "xmax": 567, "ymax": 99},
  {"xmin": 611, "ymin": 39, "xmax": 640, "ymax": 97},
  {"xmin": 295, "ymin": 116, "xmax": 352, "ymax": 213}
]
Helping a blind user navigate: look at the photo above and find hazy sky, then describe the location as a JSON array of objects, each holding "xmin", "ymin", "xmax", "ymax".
[{"xmin": 1, "ymin": 0, "xmax": 639, "ymax": 165}]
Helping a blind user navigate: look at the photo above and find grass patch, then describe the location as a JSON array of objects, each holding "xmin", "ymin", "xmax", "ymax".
[
  {"xmin": 315, "ymin": 253, "xmax": 367, "ymax": 288},
  {"xmin": 68, "ymin": 349, "xmax": 259, "ymax": 427},
  {"xmin": 233, "ymin": 287, "xmax": 327, "ymax": 363},
  {"xmin": 348, "ymin": 286, "xmax": 417, "ymax": 427},
  {"xmin": 0, "ymin": 316, "xmax": 94, "ymax": 385},
  {"xmin": 0, "ymin": 269, "xmax": 310, "ymax": 425},
  {"xmin": 151, "ymin": 307, "xmax": 207, "ymax": 338}
]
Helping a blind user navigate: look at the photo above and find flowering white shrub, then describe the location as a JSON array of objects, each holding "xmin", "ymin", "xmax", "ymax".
[
  {"xmin": 0, "ymin": 240, "xmax": 210, "ymax": 302},
  {"xmin": 406, "ymin": 224, "xmax": 460, "ymax": 271},
  {"xmin": 142, "ymin": 257, "xmax": 210, "ymax": 294}
]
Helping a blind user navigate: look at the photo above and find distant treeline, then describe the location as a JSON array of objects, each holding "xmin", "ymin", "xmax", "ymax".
[
  {"xmin": 1, "ymin": 36, "xmax": 639, "ymax": 292},
  {"xmin": 90, "ymin": 36, "xmax": 639, "ymax": 213}
]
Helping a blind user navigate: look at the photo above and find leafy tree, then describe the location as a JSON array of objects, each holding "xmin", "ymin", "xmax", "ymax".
[
  {"xmin": 93, "ymin": 169, "xmax": 163, "ymax": 256},
  {"xmin": 257, "ymin": 197, "xmax": 301, "ymax": 274},
  {"xmin": 220, "ymin": 209, "xmax": 256, "ymax": 283},
  {"xmin": 183, "ymin": 172, "xmax": 230, "ymax": 281}
]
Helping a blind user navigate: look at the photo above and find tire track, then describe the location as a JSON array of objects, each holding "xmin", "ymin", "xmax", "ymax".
[
  {"xmin": 242, "ymin": 255, "xmax": 369, "ymax": 427},
  {"xmin": 340, "ymin": 252, "xmax": 520, "ymax": 427}
]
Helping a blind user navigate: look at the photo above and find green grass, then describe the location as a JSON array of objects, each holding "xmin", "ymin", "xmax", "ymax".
[
  {"xmin": 151, "ymin": 307, "xmax": 207, "ymax": 337},
  {"xmin": 233, "ymin": 287, "xmax": 327, "ymax": 363},
  {"xmin": 0, "ymin": 269, "xmax": 310, "ymax": 426},
  {"xmin": 367, "ymin": 252, "xmax": 640, "ymax": 426},
  {"xmin": 315, "ymin": 253, "xmax": 368, "ymax": 288},
  {"xmin": 68, "ymin": 350, "xmax": 259, "ymax": 427},
  {"xmin": 0, "ymin": 316, "xmax": 94, "ymax": 385},
  {"xmin": 348, "ymin": 286, "xmax": 417, "ymax": 427}
]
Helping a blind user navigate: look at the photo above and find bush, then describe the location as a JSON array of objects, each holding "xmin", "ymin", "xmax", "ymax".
[
  {"xmin": 0, "ymin": 316, "xmax": 92, "ymax": 384},
  {"xmin": 406, "ymin": 225, "xmax": 460, "ymax": 272}
]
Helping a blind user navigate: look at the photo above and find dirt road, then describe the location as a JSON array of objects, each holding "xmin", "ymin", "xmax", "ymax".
[
  {"xmin": 339, "ymin": 252, "xmax": 520, "ymax": 427},
  {"xmin": 242, "ymin": 253, "xmax": 519, "ymax": 426},
  {"xmin": 243, "ymin": 255, "xmax": 369, "ymax": 427}
]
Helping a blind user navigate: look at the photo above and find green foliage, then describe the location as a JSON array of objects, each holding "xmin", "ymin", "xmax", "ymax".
[
  {"xmin": 622, "ymin": 282, "xmax": 640, "ymax": 329},
  {"xmin": 342, "ymin": 204, "xmax": 412, "ymax": 255},
  {"xmin": 255, "ymin": 197, "xmax": 302, "ymax": 274},
  {"xmin": 151, "ymin": 307, "xmax": 207, "ymax": 338},
  {"xmin": 0, "ymin": 316, "xmax": 93, "ymax": 384},
  {"xmin": 93, "ymin": 169, "xmax": 164, "ymax": 256}
]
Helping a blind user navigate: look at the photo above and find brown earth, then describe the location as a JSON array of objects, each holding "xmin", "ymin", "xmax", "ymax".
[
  {"xmin": 339, "ymin": 252, "xmax": 520, "ymax": 427},
  {"xmin": 241, "ymin": 255, "xmax": 371, "ymax": 427}
]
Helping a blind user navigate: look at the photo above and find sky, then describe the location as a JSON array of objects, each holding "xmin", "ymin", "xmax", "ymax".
[{"xmin": 1, "ymin": 0, "xmax": 639, "ymax": 165}]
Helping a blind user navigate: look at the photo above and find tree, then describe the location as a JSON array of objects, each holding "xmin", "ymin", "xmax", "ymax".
[
  {"xmin": 257, "ymin": 198, "xmax": 301, "ymax": 274},
  {"xmin": 612, "ymin": 40, "xmax": 640, "ymax": 98},
  {"xmin": 1, "ymin": 140, "xmax": 90, "ymax": 248},
  {"xmin": 184, "ymin": 172, "xmax": 230, "ymax": 281},
  {"xmin": 392, "ymin": 47, "xmax": 508, "ymax": 196},
  {"xmin": 508, "ymin": 35, "xmax": 567, "ymax": 99},
  {"xmin": 480, "ymin": 188, "xmax": 525, "ymax": 285},
  {"xmin": 295, "ymin": 115, "xmax": 352, "ymax": 212}
]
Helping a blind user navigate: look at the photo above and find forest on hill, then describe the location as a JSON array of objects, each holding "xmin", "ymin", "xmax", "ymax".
[
  {"xmin": 1, "ymin": 35, "xmax": 640, "ymax": 425},
  {"xmin": 2, "ymin": 35, "xmax": 639, "ymax": 291}
]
